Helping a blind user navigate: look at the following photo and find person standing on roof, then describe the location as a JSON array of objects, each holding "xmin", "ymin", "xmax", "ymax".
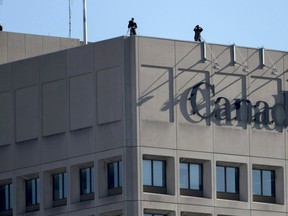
[
  {"xmin": 128, "ymin": 18, "xmax": 137, "ymax": 36},
  {"xmin": 194, "ymin": 25, "xmax": 203, "ymax": 42}
]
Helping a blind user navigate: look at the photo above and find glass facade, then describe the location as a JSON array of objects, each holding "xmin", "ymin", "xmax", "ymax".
[
  {"xmin": 80, "ymin": 167, "xmax": 95, "ymax": 195},
  {"xmin": 26, "ymin": 178, "xmax": 40, "ymax": 206},
  {"xmin": 143, "ymin": 159, "xmax": 166, "ymax": 187},
  {"xmin": 253, "ymin": 169, "xmax": 275, "ymax": 197},
  {"xmin": 0, "ymin": 183, "xmax": 13, "ymax": 212},
  {"xmin": 53, "ymin": 173, "xmax": 67, "ymax": 201},
  {"xmin": 108, "ymin": 161, "xmax": 122, "ymax": 189}
]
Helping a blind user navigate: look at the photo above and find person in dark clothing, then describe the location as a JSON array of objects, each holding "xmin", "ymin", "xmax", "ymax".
[
  {"xmin": 194, "ymin": 25, "xmax": 203, "ymax": 42},
  {"xmin": 0, "ymin": 24, "xmax": 3, "ymax": 31},
  {"xmin": 128, "ymin": 18, "xmax": 137, "ymax": 36}
]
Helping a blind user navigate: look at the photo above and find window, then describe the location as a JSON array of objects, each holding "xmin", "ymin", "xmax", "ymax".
[
  {"xmin": 108, "ymin": 161, "xmax": 122, "ymax": 195},
  {"xmin": 216, "ymin": 166, "xmax": 239, "ymax": 200},
  {"xmin": 26, "ymin": 178, "xmax": 40, "ymax": 212},
  {"xmin": 143, "ymin": 159, "xmax": 166, "ymax": 194},
  {"xmin": 53, "ymin": 173, "xmax": 67, "ymax": 207},
  {"xmin": 80, "ymin": 167, "xmax": 95, "ymax": 201},
  {"xmin": 253, "ymin": 169, "xmax": 275, "ymax": 203},
  {"xmin": 0, "ymin": 183, "xmax": 13, "ymax": 213},
  {"xmin": 180, "ymin": 162, "xmax": 203, "ymax": 197}
]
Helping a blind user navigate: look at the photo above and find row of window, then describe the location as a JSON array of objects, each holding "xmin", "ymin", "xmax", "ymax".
[
  {"xmin": 143, "ymin": 159, "xmax": 277, "ymax": 204},
  {"xmin": 0, "ymin": 161, "xmax": 122, "ymax": 214},
  {"xmin": 0, "ymin": 157, "xmax": 280, "ymax": 214}
]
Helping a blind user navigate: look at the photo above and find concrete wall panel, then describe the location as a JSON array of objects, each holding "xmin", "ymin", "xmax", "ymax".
[
  {"xmin": 178, "ymin": 123, "xmax": 213, "ymax": 152},
  {"xmin": 175, "ymin": 41, "xmax": 201, "ymax": 70},
  {"xmin": 42, "ymin": 79, "xmax": 66, "ymax": 136},
  {"xmin": 176, "ymin": 70, "xmax": 213, "ymax": 151},
  {"xmin": 247, "ymin": 48, "xmax": 262, "ymax": 76},
  {"xmin": 14, "ymin": 139, "xmax": 40, "ymax": 169},
  {"xmin": 210, "ymin": 45, "xmax": 232, "ymax": 71},
  {"xmin": 249, "ymin": 77, "xmax": 282, "ymax": 133},
  {"xmin": 214, "ymin": 127, "xmax": 249, "ymax": 155},
  {"xmin": 139, "ymin": 66, "xmax": 176, "ymax": 149},
  {"xmin": 96, "ymin": 121, "xmax": 124, "ymax": 151},
  {"xmin": 215, "ymin": 207, "xmax": 250, "ymax": 216},
  {"xmin": 249, "ymin": 77, "xmax": 280, "ymax": 105},
  {"xmin": 15, "ymin": 85, "xmax": 39, "ymax": 142},
  {"xmin": 69, "ymin": 73, "xmax": 94, "ymax": 131},
  {"xmin": 94, "ymin": 37, "xmax": 123, "ymax": 71},
  {"xmin": 250, "ymin": 130, "xmax": 285, "ymax": 159},
  {"xmin": 68, "ymin": 127, "xmax": 94, "ymax": 157},
  {"xmin": 139, "ymin": 66, "xmax": 173, "ymax": 122},
  {"xmin": 25, "ymin": 34, "xmax": 43, "ymax": 59},
  {"xmin": 212, "ymin": 73, "xmax": 249, "ymax": 155},
  {"xmin": 60, "ymin": 38, "xmax": 80, "ymax": 49},
  {"xmin": 0, "ymin": 32, "xmax": 8, "ymax": 64},
  {"xmin": 67, "ymin": 44, "xmax": 94, "ymax": 76},
  {"xmin": 251, "ymin": 211, "xmax": 285, "ymax": 216},
  {"xmin": 140, "ymin": 120, "xmax": 176, "ymax": 149},
  {"xmin": 0, "ymin": 63, "xmax": 12, "ymax": 93},
  {"xmin": 0, "ymin": 146, "xmax": 13, "ymax": 172},
  {"xmin": 231, "ymin": 47, "xmax": 249, "ymax": 75},
  {"xmin": 262, "ymin": 50, "xmax": 283, "ymax": 78},
  {"xmin": 138, "ymin": 37, "xmax": 175, "ymax": 67},
  {"xmin": 40, "ymin": 51, "xmax": 66, "ymax": 83},
  {"xmin": 0, "ymin": 92, "xmax": 12, "ymax": 146},
  {"xmin": 42, "ymin": 36, "xmax": 61, "ymax": 55},
  {"xmin": 97, "ymin": 67, "xmax": 123, "ymax": 124},
  {"xmin": 42, "ymin": 134, "xmax": 67, "ymax": 163},
  {"xmin": 214, "ymin": 72, "xmax": 245, "ymax": 101},
  {"xmin": 0, "ymin": 31, "xmax": 79, "ymax": 65},
  {"xmin": 12, "ymin": 58, "xmax": 39, "ymax": 89},
  {"xmin": 7, "ymin": 32, "xmax": 25, "ymax": 62}
]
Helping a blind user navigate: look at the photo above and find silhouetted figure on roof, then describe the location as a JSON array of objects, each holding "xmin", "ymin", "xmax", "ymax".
[
  {"xmin": 194, "ymin": 25, "xmax": 203, "ymax": 42},
  {"xmin": 128, "ymin": 18, "xmax": 137, "ymax": 36},
  {"xmin": 0, "ymin": 24, "xmax": 3, "ymax": 31}
]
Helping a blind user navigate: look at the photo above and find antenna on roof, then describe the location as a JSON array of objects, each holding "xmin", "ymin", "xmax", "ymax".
[
  {"xmin": 68, "ymin": 0, "xmax": 72, "ymax": 38},
  {"xmin": 83, "ymin": 0, "xmax": 88, "ymax": 44}
]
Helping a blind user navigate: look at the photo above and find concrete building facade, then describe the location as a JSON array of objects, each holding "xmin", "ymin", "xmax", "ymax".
[
  {"xmin": 0, "ymin": 32, "xmax": 288, "ymax": 216},
  {"xmin": 0, "ymin": 31, "xmax": 80, "ymax": 65}
]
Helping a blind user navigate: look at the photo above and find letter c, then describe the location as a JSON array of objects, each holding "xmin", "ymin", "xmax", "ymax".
[{"xmin": 189, "ymin": 82, "xmax": 215, "ymax": 119}]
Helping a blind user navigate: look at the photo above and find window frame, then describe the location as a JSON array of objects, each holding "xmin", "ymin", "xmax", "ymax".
[
  {"xmin": 180, "ymin": 162, "xmax": 203, "ymax": 197},
  {"xmin": 216, "ymin": 165, "xmax": 239, "ymax": 200},
  {"xmin": 143, "ymin": 159, "xmax": 167, "ymax": 194},
  {"xmin": 253, "ymin": 168, "xmax": 276, "ymax": 203},
  {"xmin": 80, "ymin": 166, "xmax": 95, "ymax": 201},
  {"xmin": 0, "ymin": 182, "xmax": 13, "ymax": 214},
  {"xmin": 107, "ymin": 160, "xmax": 123, "ymax": 196},
  {"xmin": 52, "ymin": 172, "xmax": 67, "ymax": 207},
  {"xmin": 25, "ymin": 178, "xmax": 40, "ymax": 212}
]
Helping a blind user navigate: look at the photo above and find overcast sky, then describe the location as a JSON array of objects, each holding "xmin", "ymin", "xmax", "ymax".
[{"xmin": 0, "ymin": 0, "xmax": 287, "ymax": 51}]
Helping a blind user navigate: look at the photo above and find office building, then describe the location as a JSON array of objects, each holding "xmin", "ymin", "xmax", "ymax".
[{"xmin": 0, "ymin": 31, "xmax": 288, "ymax": 216}]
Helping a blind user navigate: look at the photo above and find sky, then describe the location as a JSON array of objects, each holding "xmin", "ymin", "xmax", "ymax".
[{"xmin": 0, "ymin": 0, "xmax": 288, "ymax": 52}]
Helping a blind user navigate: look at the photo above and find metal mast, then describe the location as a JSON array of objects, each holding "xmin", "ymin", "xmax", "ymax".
[
  {"xmin": 83, "ymin": 0, "xmax": 87, "ymax": 44},
  {"xmin": 69, "ymin": 0, "xmax": 71, "ymax": 38}
]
